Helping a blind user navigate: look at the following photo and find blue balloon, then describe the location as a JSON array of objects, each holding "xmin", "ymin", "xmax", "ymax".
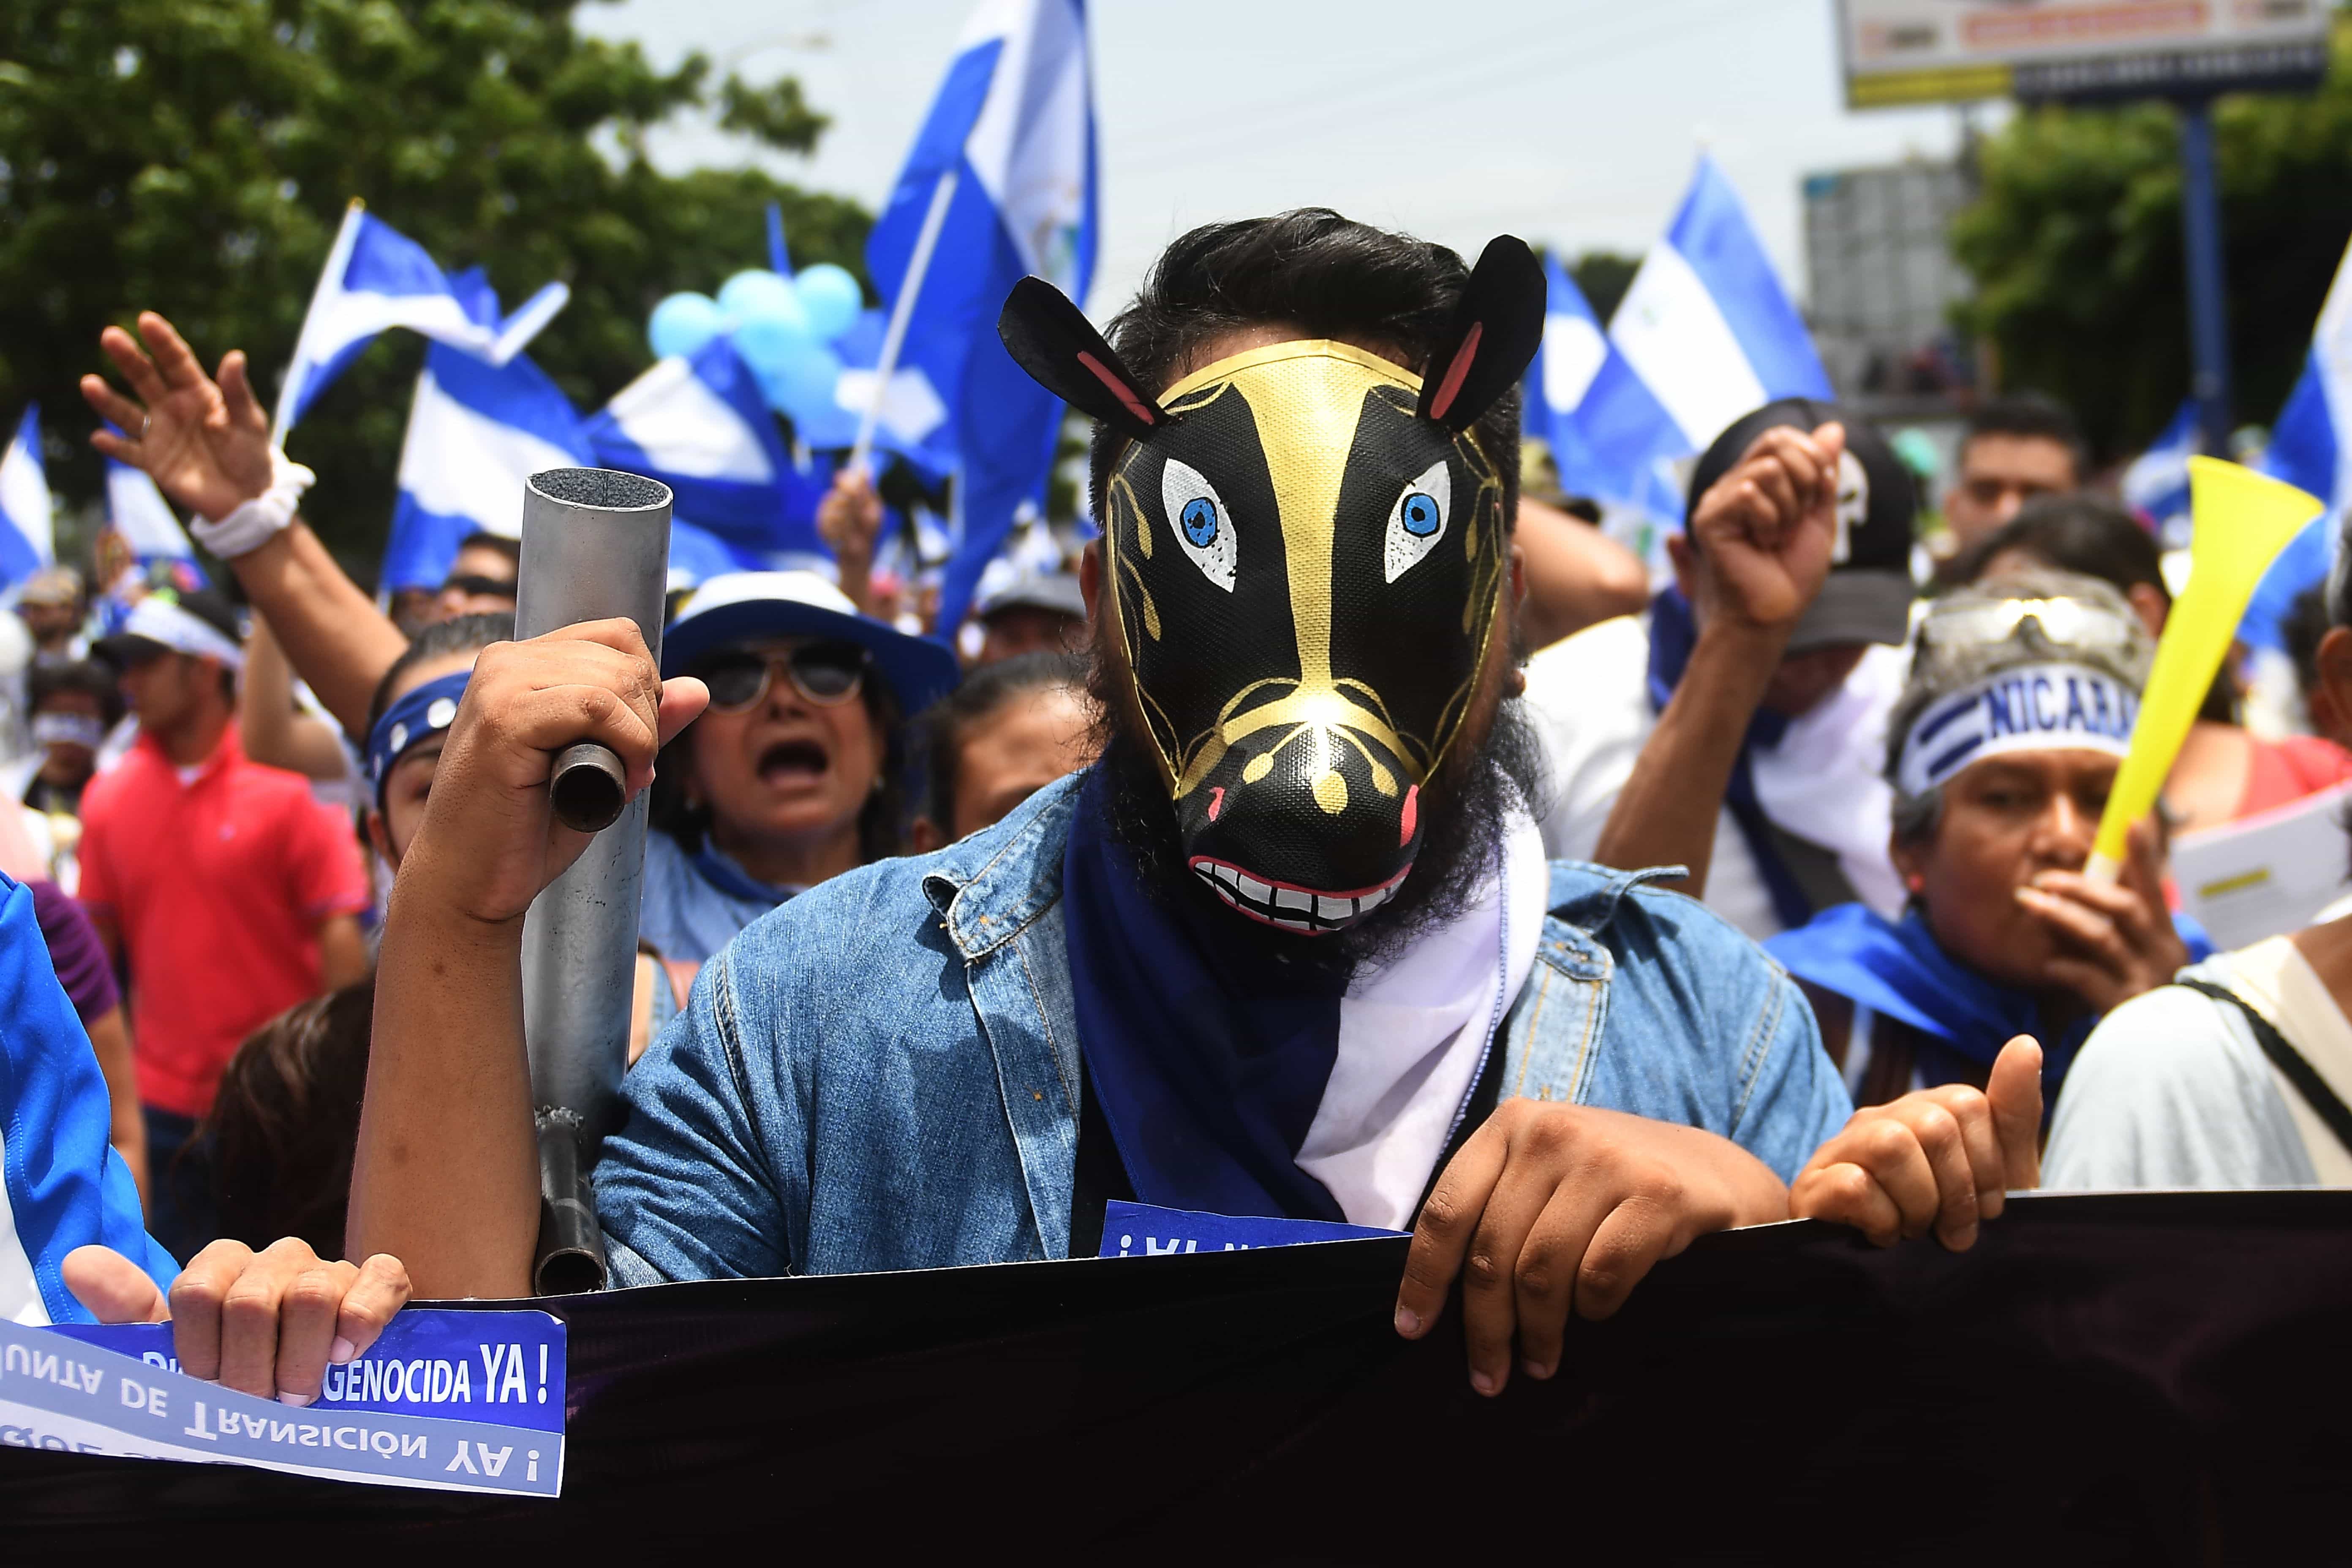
[
  {"xmin": 775, "ymin": 344, "xmax": 844, "ymax": 419},
  {"xmin": 732, "ymin": 308, "xmax": 815, "ymax": 379},
  {"xmin": 717, "ymin": 270, "xmax": 803, "ymax": 329},
  {"xmin": 793, "ymin": 264, "xmax": 864, "ymax": 343},
  {"xmin": 648, "ymin": 292, "xmax": 724, "ymax": 361}
]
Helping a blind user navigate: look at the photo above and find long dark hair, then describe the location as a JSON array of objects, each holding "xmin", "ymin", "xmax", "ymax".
[{"xmin": 207, "ymin": 977, "xmax": 375, "ymax": 1260}]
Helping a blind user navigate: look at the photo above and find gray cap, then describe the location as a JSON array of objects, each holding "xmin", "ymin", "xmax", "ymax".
[{"xmin": 979, "ymin": 571, "xmax": 1085, "ymax": 623}]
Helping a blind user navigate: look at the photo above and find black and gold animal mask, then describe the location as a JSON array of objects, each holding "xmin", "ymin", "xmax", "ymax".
[{"xmin": 999, "ymin": 238, "xmax": 1545, "ymax": 933}]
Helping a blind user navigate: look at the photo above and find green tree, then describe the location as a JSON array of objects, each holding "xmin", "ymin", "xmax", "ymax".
[
  {"xmin": 1951, "ymin": 12, "xmax": 2352, "ymax": 461},
  {"xmin": 0, "ymin": 0, "xmax": 871, "ymax": 573},
  {"xmin": 1569, "ymin": 251, "xmax": 1640, "ymax": 326}
]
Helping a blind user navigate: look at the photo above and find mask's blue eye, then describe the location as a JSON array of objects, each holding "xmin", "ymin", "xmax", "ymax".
[
  {"xmin": 1400, "ymin": 493, "xmax": 1440, "ymax": 537},
  {"xmin": 1181, "ymin": 495, "xmax": 1219, "ymax": 548}
]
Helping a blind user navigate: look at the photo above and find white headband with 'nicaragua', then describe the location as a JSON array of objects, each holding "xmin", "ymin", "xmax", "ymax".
[
  {"xmin": 118, "ymin": 595, "xmax": 245, "ymax": 672},
  {"xmin": 1896, "ymin": 661, "xmax": 2138, "ymax": 798}
]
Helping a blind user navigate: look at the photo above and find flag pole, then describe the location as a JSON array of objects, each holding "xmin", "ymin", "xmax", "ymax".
[
  {"xmin": 272, "ymin": 198, "xmax": 368, "ymax": 452},
  {"xmin": 849, "ymin": 169, "xmax": 960, "ymax": 478}
]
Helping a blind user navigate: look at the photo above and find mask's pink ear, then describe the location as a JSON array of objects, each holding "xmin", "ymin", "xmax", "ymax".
[
  {"xmin": 1416, "ymin": 237, "xmax": 1546, "ymax": 432},
  {"xmin": 998, "ymin": 277, "xmax": 1168, "ymax": 443}
]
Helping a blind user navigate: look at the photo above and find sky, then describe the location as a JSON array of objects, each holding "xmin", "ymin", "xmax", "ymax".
[{"xmin": 578, "ymin": 0, "xmax": 1981, "ymax": 315}]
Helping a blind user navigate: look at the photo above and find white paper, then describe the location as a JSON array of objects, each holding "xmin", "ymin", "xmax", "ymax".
[{"xmin": 2173, "ymin": 784, "xmax": 2352, "ymax": 953}]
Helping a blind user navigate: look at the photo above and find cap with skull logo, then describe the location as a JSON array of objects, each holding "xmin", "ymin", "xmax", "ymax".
[
  {"xmin": 997, "ymin": 238, "xmax": 1546, "ymax": 936},
  {"xmin": 1684, "ymin": 397, "xmax": 1916, "ymax": 653}
]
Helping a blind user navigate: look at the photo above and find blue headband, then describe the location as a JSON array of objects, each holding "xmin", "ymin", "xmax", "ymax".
[{"xmin": 366, "ymin": 670, "xmax": 471, "ymax": 813}]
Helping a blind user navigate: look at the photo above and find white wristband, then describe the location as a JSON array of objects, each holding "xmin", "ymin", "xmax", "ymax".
[{"xmin": 188, "ymin": 449, "xmax": 315, "ymax": 560}]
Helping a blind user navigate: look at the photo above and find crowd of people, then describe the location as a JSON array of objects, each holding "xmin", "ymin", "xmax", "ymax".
[{"xmin": 8, "ymin": 208, "xmax": 2351, "ymax": 1413}]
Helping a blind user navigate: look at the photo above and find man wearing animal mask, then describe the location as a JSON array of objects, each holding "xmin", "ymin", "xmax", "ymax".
[{"xmin": 349, "ymin": 212, "xmax": 2042, "ymax": 1399}]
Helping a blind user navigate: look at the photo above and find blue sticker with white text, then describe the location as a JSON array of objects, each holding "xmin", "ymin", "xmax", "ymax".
[
  {"xmin": 9, "ymin": 1309, "xmax": 564, "ymax": 1495},
  {"xmin": 1099, "ymin": 1200, "xmax": 1402, "ymax": 1258}
]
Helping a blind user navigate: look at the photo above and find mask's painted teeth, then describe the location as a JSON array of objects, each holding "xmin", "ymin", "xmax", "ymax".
[{"xmin": 1186, "ymin": 857, "xmax": 1411, "ymax": 934}]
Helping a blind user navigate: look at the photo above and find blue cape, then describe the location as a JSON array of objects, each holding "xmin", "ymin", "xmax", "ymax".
[
  {"xmin": 1766, "ymin": 902, "xmax": 2214, "ymax": 1090},
  {"xmin": 1061, "ymin": 767, "xmax": 1351, "ymax": 1222}
]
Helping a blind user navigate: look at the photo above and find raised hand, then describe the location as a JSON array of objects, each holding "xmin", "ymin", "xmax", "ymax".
[
  {"xmin": 399, "ymin": 620, "xmax": 709, "ymax": 927},
  {"xmin": 1679, "ymin": 422, "xmax": 1846, "ymax": 637},
  {"xmin": 817, "ymin": 466, "xmax": 885, "ymax": 615},
  {"xmin": 1789, "ymin": 1035, "xmax": 2044, "ymax": 1250},
  {"xmin": 79, "ymin": 311, "xmax": 275, "ymax": 522},
  {"xmin": 2019, "ymin": 819, "xmax": 2191, "ymax": 1014}
]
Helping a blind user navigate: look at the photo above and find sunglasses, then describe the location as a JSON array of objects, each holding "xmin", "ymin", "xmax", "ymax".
[
  {"xmin": 441, "ymin": 572, "xmax": 517, "ymax": 601},
  {"xmin": 1922, "ymin": 596, "xmax": 2142, "ymax": 656},
  {"xmin": 697, "ymin": 642, "xmax": 870, "ymax": 712}
]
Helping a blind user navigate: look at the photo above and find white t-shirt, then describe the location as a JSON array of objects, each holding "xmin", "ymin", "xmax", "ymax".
[
  {"xmin": 1521, "ymin": 610, "xmax": 1909, "ymax": 942},
  {"xmin": 2045, "ymin": 936, "xmax": 2352, "ymax": 1190}
]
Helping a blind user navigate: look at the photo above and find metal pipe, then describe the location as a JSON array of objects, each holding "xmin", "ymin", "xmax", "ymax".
[{"xmin": 514, "ymin": 467, "xmax": 673, "ymax": 1293}]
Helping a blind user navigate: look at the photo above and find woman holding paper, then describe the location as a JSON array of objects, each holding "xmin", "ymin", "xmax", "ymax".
[{"xmin": 1767, "ymin": 574, "xmax": 2204, "ymax": 1105}]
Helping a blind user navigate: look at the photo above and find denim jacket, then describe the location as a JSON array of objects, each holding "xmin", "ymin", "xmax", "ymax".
[{"xmin": 597, "ymin": 772, "xmax": 1851, "ymax": 1286}]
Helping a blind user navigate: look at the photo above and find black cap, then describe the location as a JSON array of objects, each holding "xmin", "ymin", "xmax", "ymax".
[{"xmin": 1686, "ymin": 397, "xmax": 1915, "ymax": 651}]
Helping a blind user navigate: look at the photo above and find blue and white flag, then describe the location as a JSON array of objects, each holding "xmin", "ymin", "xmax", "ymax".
[
  {"xmin": 1521, "ymin": 255, "xmax": 1613, "ymax": 501},
  {"xmin": 2241, "ymin": 234, "xmax": 2352, "ymax": 651},
  {"xmin": 832, "ymin": 307, "xmax": 956, "ymax": 482},
  {"xmin": 585, "ymin": 337, "xmax": 828, "ymax": 568},
  {"xmin": 666, "ymin": 518, "xmax": 750, "ymax": 591},
  {"xmin": 866, "ymin": 0, "xmax": 1097, "ymax": 635},
  {"xmin": 380, "ymin": 344, "xmax": 591, "ymax": 592},
  {"xmin": 101, "ymin": 440, "xmax": 201, "ymax": 580},
  {"xmin": 1567, "ymin": 156, "xmax": 1833, "ymax": 520},
  {"xmin": 0, "ymin": 406, "xmax": 52, "ymax": 591},
  {"xmin": 2122, "ymin": 399, "xmax": 2198, "ymax": 545},
  {"xmin": 0, "ymin": 874, "xmax": 175, "ymax": 1326},
  {"xmin": 274, "ymin": 204, "xmax": 569, "ymax": 444}
]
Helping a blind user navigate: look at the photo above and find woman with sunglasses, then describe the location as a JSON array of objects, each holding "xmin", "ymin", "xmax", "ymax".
[
  {"xmin": 1764, "ymin": 572, "xmax": 2208, "ymax": 1109},
  {"xmin": 642, "ymin": 572, "xmax": 961, "ymax": 965}
]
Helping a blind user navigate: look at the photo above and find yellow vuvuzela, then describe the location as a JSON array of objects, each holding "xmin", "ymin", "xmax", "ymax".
[{"xmin": 2086, "ymin": 456, "xmax": 2324, "ymax": 883}]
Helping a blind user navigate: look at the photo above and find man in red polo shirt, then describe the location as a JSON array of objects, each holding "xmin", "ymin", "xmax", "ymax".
[{"xmin": 81, "ymin": 588, "xmax": 370, "ymax": 1260}]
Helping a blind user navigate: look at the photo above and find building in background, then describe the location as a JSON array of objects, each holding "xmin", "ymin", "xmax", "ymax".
[{"xmin": 1803, "ymin": 158, "xmax": 1976, "ymax": 419}]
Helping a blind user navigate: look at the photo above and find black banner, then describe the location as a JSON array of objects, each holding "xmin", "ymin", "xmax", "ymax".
[{"xmin": 6, "ymin": 1191, "xmax": 2352, "ymax": 1560}]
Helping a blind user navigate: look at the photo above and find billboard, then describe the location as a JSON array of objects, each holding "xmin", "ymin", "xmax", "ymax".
[{"xmin": 1838, "ymin": 0, "xmax": 2333, "ymax": 107}]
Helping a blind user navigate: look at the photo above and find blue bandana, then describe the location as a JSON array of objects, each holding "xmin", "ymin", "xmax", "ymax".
[
  {"xmin": 1062, "ymin": 765, "xmax": 1354, "ymax": 1223},
  {"xmin": 1765, "ymin": 903, "xmax": 2216, "ymax": 1094},
  {"xmin": 365, "ymin": 671, "xmax": 470, "ymax": 814}
]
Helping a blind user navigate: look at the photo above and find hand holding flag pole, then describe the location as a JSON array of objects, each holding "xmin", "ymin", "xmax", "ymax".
[{"xmin": 2085, "ymin": 457, "xmax": 2323, "ymax": 885}]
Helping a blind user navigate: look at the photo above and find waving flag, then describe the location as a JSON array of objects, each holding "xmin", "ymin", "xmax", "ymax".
[
  {"xmin": 1522, "ymin": 256, "xmax": 1613, "ymax": 500},
  {"xmin": 380, "ymin": 344, "xmax": 591, "ymax": 591},
  {"xmin": 585, "ymin": 337, "xmax": 829, "ymax": 568},
  {"xmin": 1568, "ymin": 157, "xmax": 1832, "ymax": 520},
  {"xmin": 274, "ymin": 203, "xmax": 569, "ymax": 444},
  {"xmin": 831, "ymin": 308, "xmax": 955, "ymax": 482},
  {"xmin": 2238, "ymin": 234, "xmax": 2352, "ymax": 651},
  {"xmin": 0, "ymin": 406, "xmax": 53, "ymax": 590},
  {"xmin": 104, "ymin": 451, "xmax": 201, "ymax": 578},
  {"xmin": 2122, "ymin": 400, "xmax": 2198, "ymax": 543},
  {"xmin": 866, "ymin": 0, "xmax": 1097, "ymax": 635}
]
